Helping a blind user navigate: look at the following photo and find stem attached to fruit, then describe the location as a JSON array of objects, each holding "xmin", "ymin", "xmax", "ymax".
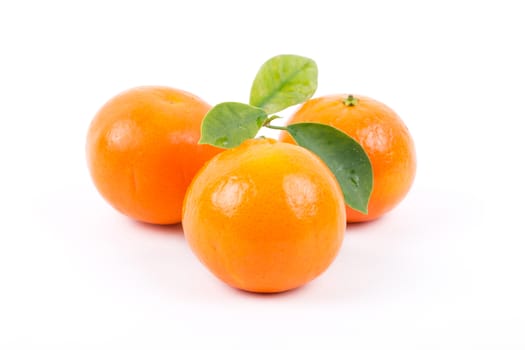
[{"xmin": 342, "ymin": 95, "xmax": 359, "ymax": 106}]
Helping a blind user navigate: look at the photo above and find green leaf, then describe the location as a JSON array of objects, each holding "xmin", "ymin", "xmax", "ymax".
[
  {"xmin": 249, "ymin": 54, "xmax": 318, "ymax": 114},
  {"xmin": 286, "ymin": 122, "xmax": 373, "ymax": 214},
  {"xmin": 199, "ymin": 102, "xmax": 268, "ymax": 149}
]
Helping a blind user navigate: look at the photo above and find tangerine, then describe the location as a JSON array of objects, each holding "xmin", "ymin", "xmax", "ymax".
[
  {"xmin": 182, "ymin": 138, "xmax": 345, "ymax": 293},
  {"xmin": 86, "ymin": 86, "xmax": 221, "ymax": 224},
  {"xmin": 281, "ymin": 94, "xmax": 416, "ymax": 222}
]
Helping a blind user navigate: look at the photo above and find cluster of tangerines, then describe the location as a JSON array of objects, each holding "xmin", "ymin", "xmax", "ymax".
[{"xmin": 86, "ymin": 55, "xmax": 416, "ymax": 293}]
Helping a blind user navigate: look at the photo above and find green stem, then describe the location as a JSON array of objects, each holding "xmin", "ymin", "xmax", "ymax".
[
  {"xmin": 265, "ymin": 124, "xmax": 288, "ymax": 131},
  {"xmin": 263, "ymin": 115, "xmax": 282, "ymax": 126},
  {"xmin": 262, "ymin": 115, "xmax": 288, "ymax": 131},
  {"xmin": 342, "ymin": 95, "xmax": 359, "ymax": 106}
]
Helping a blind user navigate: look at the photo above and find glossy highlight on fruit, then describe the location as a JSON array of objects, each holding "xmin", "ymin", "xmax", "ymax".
[
  {"xmin": 86, "ymin": 86, "xmax": 222, "ymax": 224},
  {"xmin": 281, "ymin": 94, "xmax": 416, "ymax": 222},
  {"xmin": 182, "ymin": 138, "xmax": 346, "ymax": 293}
]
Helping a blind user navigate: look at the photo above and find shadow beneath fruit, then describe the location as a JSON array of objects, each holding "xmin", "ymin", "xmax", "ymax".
[
  {"xmin": 346, "ymin": 216, "xmax": 386, "ymax": 234},
  {"xmin": 303, "ymin": 188, "xmax": 486, "ymax": 303},
  {"xmin": 131, "ymin": 221, "xmax": 184, "ymax": 235},
  {"xmin": 229, "ymin": 284, "xmax": 308, "ymax": 299}
]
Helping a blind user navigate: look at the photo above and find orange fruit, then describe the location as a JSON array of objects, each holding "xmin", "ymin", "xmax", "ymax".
[
  {"xmin": 182, "ymin": 138, "xmax": 345, "ymax": 293},
  {"xmin": 281, "ymin": 94, "xmax": 416, "ymax": 222},
  {"xmin": 86, "ymin": 86, "xmax": 222, "ymax": 224}
]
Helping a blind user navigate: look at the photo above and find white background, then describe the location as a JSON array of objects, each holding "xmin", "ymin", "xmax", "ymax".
[{"xmin": 1, "ymin": 0, "xmax": 524, "ymax": 348}]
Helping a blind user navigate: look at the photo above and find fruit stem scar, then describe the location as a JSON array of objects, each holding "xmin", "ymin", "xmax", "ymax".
[{"xmin": 342, "ymin": 95, "xmax": 359, "ymax": 106}]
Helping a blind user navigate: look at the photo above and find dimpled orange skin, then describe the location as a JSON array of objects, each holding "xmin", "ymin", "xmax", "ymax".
[
  {"xmin": 281, "ymin": 94, "xmax": 416, "ymax": 222},
  {"xmin": 86, "ymin": 86, "xmax": 222, "ymax": 224},
  {"xmin": 182, "ymin": 138, "xmax": 346, "ymax": 293}
]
